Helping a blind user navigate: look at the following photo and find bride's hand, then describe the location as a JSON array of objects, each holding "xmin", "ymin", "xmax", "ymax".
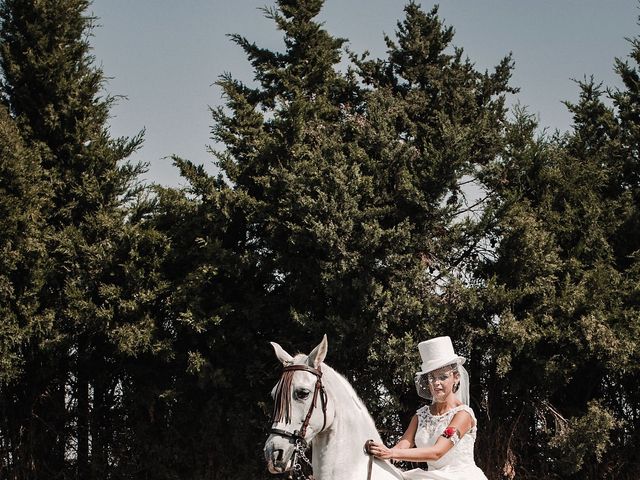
[{"xmin": 367, "ymin": 442, "xmax": 395, "ymax": 460}]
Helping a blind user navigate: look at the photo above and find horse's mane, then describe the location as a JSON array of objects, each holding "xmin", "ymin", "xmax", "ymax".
[
  {"xmin": 289, "ymin": 354, "xmax": 378, "ymax": 431},
  {"xmin": 324, "ymin": 364, "xmax": 369, "ymax": 414}
]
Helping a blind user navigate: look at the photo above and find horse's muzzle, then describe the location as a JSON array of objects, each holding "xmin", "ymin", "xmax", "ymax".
[{"xmin": 265, "ymin": 445, "xmax": 291, "ymax": 474}]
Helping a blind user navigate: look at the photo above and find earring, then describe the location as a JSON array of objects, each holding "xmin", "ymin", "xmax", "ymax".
[{"xmin": 453, "ymin": 382, "xmax": 460, "ymax": 393}]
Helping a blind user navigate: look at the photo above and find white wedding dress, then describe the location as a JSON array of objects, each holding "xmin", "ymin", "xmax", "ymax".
[{"xmin": 403, "ymin": 405, "xmax": 487, "ymax": 480}]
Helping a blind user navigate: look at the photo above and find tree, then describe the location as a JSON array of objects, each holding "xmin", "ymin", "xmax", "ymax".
[
  {"xmin": 0, "ymin": 1, "xmax": 162, "ymax": 478},
  {"xmin": 150, "ymin": 1, "xmax": 515, "ymax": 478},
  {"xmin": 351, "ymin": 4, "xmax": 515, "ymax": 432},
  {"xmin": 473, "ymin": 33, "xmax": 640, "ymax": 479}
]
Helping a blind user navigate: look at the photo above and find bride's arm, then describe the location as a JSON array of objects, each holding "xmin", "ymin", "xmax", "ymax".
[
  {"xmin": 392, "ymin": 414, "xmax": 418, "ymax": 449},
  {"xmin": 370, "ymin": 411, "xmax": 474, "ymax": 462}
]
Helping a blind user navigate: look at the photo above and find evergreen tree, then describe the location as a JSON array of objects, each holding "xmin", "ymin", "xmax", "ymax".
[
  {"xmin": 473, "ymin": 33, "xmax": 640, "ymax": 480},
  {"xmin": 351, "ymin": 3, "xmax": 515, "ymax": 431},
  {"xmin": 151, "ymin": 2, "xmax": 514, "ymax": 478},
  {"xmin": 0, "ymin": 1, "xmax": 163, "ymax": 478}
]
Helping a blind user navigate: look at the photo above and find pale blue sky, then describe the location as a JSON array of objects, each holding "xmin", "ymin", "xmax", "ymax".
[{"xmin": 90, "ymin": 1, "xmax": 638, "ymax": 187}]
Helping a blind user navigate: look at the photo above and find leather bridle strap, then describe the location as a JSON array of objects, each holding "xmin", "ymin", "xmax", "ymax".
[{"xmin": 270, "ymin": 364, "xmax": 328, "ymax": 444}]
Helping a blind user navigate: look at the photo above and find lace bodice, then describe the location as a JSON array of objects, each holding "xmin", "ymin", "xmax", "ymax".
[{"xmin": 414, "ymin": 404, "xmax": 479, "ymax": 471}]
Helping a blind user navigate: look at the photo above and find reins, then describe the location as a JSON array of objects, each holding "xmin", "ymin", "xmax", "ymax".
[{"xmin": 364, "ymin": 439, "xmax": 375, "ymax": 480}]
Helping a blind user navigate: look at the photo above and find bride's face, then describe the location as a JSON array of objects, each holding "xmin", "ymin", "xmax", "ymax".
[{"xmin": 426, "ymin": 366, "xmax": 459, "ymax": 402}]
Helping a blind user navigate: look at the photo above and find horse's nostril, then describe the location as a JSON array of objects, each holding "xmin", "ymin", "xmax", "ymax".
[{"xmin": 274, "ymin": 449, "xmax": 284, "ymax": 462}]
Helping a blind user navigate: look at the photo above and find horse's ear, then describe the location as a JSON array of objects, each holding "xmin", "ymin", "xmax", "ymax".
[
  {"xmin": 307, "ymin": 334, "xmax": 328, "ymax": 369},
  {"xmin": 270, "ymin": 342, "xmax": 294, "ymax": 365}
]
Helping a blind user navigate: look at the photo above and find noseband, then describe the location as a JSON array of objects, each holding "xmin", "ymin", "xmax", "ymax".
[{"xmin": 270, "ymin": 364, "xmax": 329, "ymax": 446}]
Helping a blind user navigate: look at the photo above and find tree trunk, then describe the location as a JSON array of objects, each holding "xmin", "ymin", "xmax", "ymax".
[{"xmin": 77, "ymin": 347, "xmax": 90, "ymax": 480}]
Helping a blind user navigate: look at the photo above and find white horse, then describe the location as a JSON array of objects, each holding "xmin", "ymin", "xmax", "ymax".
[{"xmin": 264, "ymin": 335, "xmax": 405, "ymax": 480}]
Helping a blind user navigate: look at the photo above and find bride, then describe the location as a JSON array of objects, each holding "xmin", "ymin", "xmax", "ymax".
[{"xmin": 367, "ymin": 336, "xmax": 488, "ymax": 480}]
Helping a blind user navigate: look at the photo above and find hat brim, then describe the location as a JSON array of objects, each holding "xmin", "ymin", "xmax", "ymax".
[{"xmin": 416, "ymin": 355, "xmax": 466, "ymax": 376}]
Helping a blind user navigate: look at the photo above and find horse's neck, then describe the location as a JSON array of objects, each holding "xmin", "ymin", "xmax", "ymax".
[{"xmin": 311, "ymin": 369, "xmax": 403, "ymax": 480}]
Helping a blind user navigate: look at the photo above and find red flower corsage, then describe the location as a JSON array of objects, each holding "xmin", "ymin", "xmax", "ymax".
[{"xmin": 442, "ymin": 426, "xmax": 457, "ymax": 438}]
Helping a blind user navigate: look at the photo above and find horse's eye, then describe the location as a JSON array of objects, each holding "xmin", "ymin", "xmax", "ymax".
[{"xmin": 294, "ymin": 389, "xmax": 311, "ymax": 400}]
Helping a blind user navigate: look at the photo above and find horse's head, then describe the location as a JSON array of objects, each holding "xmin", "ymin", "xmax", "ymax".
[{"xmin": 264, "ymin": 335, "xmax": 335, "ymax": 475}]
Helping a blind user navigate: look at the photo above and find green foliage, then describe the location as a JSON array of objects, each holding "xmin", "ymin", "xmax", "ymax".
[
  {"xmin": 0, "ymin": 105, "xmax": 48, "ymax": 383},
  {"xmin": 472, "ymin": 32, "xmax": 640, "ymax": 479},
  {"xmin": 549, "ymin": 400, "xmax": 618, "ymax": 475},
  {"xmin": 2, "ymin": 1, "xmax": 640, "ymax": 479}
]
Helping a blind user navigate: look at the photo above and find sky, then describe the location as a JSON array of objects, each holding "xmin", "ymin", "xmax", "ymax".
[{"xmin": 90, "ymin": 0, "xmax": 639, "ymax": 187}]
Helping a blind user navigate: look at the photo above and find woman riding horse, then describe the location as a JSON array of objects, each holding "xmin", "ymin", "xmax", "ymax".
[
  {"xmin": 264, "ymin": 335, "xmax": 487, "ymax": 480},
  {"xmin": 367, "ymin": 336, "xmax": 488, "ymax": 479}
]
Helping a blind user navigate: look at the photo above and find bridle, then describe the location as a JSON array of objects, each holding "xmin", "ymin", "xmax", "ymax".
[
  {"xmin": 269, "ymin": 364, "xmax": 329, "ymax": 480},
  {"xmin": 269, "ymin": 362, "xmax": 380, "ymax": 480}
]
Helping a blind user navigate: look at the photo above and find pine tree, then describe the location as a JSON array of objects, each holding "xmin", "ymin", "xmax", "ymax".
[
  {"xmin": 351, "ymin": 4, "xmax": 516, "ymax": 430},
  {"xmin": 151, "ymin": 2, "xmax": 515, "ymax": 478},
  {"xmin": 0, "ymin": 1, "xmax": 162, "ymax": 478},
  {"xmin": 473, "ymin": 34, "xmax": 640, "ymax": 479}
]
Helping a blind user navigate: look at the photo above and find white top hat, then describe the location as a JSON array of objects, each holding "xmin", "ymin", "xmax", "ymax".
[{"xmin": 417, "ymin": 336, "xmax": 465, "ymax": 375}]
